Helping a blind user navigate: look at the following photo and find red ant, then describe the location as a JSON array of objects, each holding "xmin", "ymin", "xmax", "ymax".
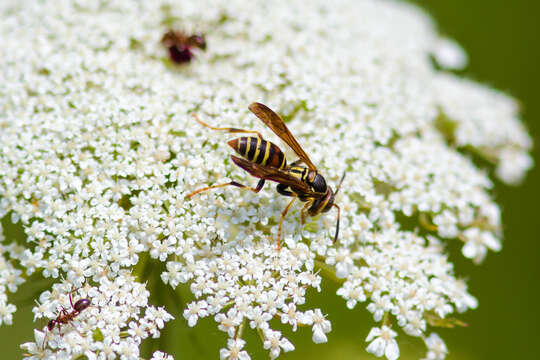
[
  {"xmin": 42, "ymin": 291, "xmax": 91, "ymax": 349},
  {"xmin": 161, "ymin": 29, "xmax": 206, "ymax": 63}
]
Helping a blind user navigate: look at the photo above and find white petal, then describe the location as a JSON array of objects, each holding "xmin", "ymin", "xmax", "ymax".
[
  {"xmin": 188, "ymin": 315, "xmax": 197, "ymax": 327},
  {"xmin": 482, "ymin": 232, "xmax": 501, "ymax": 251},
  {"xmin": 385, "ymin": 340, "xmax": 400, "ymax": 360},
  {"xmin": 281, "ymin": 338, "xmax": 295, "ymax": 352},
  {"xmin": 219, "ymin": 349, "xmax": 229, "ymax": 360},
  {"xmin": 366, "ymin": 337, "xmax": 385, "ymax": 357},
  {"xmin": 461, "ymin": 241, "xmax": 479, "ymax": 259},
  {"xmin": 312, "ymin": 327, "xmax": 328, "ymax": 344},
  {"xmin": 239, "ymin": 351, "xmax": 251, "ymax": 360},
  {"xmin": 366, "ymin": 327, "xmax": 381, "ymax": 342}
]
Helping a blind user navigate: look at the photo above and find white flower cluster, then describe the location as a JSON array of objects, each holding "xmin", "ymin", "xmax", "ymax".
[
  {"xmin": 434, "ymin": 74, "xmax": 533, "ymax": 184},
  {"xmin": 21, "ymin": 276, "xmax": 172, "ymax": 359},
  {"xmin": 0, "ymin": 222, "xmax": 19, "ymax": 327},
  {"xmin": 0, "ymin": 0, "xmax": 532, "ymax": 359}
]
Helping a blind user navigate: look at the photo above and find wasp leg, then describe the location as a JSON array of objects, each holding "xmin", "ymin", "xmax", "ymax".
[
  {"xmin": 277, "ymin": 184, "xmax": 313, "ymax": 225},
  {"xmin": 193, "ymin": 114, "xmax": 264, "ymax": 139},
  {"xmin": 276, "ymin": 183, "xmax": 294, "ymax": 197},
  {"xmin": 186, "ymin": 179, "xmax": 265, "ymax": 199},
  {"xmin": 333, "ymin": 203, "xmax": 341, "ymax": 243},
  {"xmin": 277, "ymin": 196, "xmax": 297, "ymax": 250},
  {"xmin": 300, "ymin": 198, "xmax": 314, "ymax": 224}
]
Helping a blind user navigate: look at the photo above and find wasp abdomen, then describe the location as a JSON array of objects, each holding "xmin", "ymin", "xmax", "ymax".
[{"xmin": 228, "ymin": 137, "xmax": 286, "ymax": 169}]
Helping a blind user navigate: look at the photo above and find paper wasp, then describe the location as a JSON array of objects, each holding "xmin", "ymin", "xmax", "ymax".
[
  {"xmin": 161, "ymin": 29, "xmax": 206, "ymax": 64},
  {"xmin": 186, "ymin": 102, "xmax": 345, "ymax": 249}
]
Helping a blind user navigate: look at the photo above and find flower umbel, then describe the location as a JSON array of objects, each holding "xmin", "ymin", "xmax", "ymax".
[{"xmin": 0, "ymin": 0, "xmax": 532, "ymax": 359}]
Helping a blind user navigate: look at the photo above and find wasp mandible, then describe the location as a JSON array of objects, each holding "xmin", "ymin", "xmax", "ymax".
[{"xmin": 186, "ymin": 103, "xmax": 345, "ymax": 249}]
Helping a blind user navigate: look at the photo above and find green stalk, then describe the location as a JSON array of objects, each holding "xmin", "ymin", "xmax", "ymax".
[{"xmin": 314, "ymin": 258, "xmax": 345, "ymax": 284}]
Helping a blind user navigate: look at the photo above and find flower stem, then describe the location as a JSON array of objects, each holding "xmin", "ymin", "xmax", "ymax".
[
  {"xmin": 419, "ymin": 213, "xmax": 438, "ymax": 232},
  {"xmin": 236, "ymin": 318, "xmax": 246, "ymax": 340},
  {"xmin": 382, "ymin": 312, "xmax": 390, "ymax": 327},
  {"xmin": 133, "ymin": 252, "xmax": 150, "ymax": 282},
  {"xmin": 314, "ymin": 258, "xmax": 345, "ymax": 284}
]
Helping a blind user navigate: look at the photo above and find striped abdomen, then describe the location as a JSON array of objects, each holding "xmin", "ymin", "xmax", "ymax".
[{"xmin": 228, "ymin": 137, "xmax": 287, "ymax": 169}]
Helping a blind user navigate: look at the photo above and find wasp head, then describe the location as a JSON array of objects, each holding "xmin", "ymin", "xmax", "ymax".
[{"xmin": 309, "ymin": 172, "xmax": 346, "ymax": 243}]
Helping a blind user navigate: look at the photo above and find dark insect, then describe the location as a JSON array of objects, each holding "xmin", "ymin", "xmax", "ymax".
[
  {"xmin": 161, "ymin": 29, "xmax": 206, "ymax": 64},
  {"xmin": 186, "ymin": 102, "xmax": 345, "ymax": 249},
  {"xmin": 42, "ymin": 292, "xmax": 91, "ymax": 349}
]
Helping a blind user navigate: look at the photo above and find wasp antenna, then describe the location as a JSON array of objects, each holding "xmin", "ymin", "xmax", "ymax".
[
  {"xmin": 333, "ymin": 203, "xmax": 341, "ymax": 243},
  {"xmin": 191, "ymin": 112, "xmax": 203, "ymax": 123},
  {"xmin": 335, "ymin": 171, "xmax": 346, "ymax": 195}
]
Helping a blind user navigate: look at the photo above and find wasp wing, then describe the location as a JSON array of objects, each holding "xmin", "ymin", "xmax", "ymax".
[
  {"xmin": 230, "ymin": 155, "xmax": 316, "ymax": 194},
  {"xmin": 248, "ymin": 102, "xmax": 317, "ymax": 171}
]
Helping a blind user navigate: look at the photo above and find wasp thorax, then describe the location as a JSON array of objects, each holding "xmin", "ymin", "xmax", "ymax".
[{"xmin": 310, "ymin": 173, "xmax": 327, "ymax": 193}]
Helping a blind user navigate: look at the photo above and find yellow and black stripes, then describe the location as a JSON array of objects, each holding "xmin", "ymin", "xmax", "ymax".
[
  {"xmin": 288, "ymin": 166, "xmax": 308, "ymax": 182},
  {"xmin": 228, "ymin": 136, "xmax": 286, "ymax": 169},
  {"xmin": 188, "ymin": 107, "xmax": 344, "ymax": 248},
  {"xmin": 256, "ymin": 141, "xmax": 271, "ymax": 165}
]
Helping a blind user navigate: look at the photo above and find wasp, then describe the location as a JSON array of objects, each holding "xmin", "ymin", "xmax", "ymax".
[
  {"xmin": 42, "ymin": 292, "xmax": 91, "ymax": 349},
  {"xmin": 186, "ymin": 102, "xmax": 345, "ymax": 249},
  {"xmin": 161, "ymin": 29, "xmax": 206, "ymax": 64}
]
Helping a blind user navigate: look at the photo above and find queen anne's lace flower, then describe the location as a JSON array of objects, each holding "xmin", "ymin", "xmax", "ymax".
[
  {"xmin": 422, "ymin": 333, "xmax": 448, "ymax": 360},
  {"xmin": 151, "ymin": 351, "xmax": 175, "ymax": 360},
  {"xmin": 220, "ymin": 339, "xmax": 250, "ymax": 360},
  {"xmin": 366, "ymin": 326, "xmax": 400, "ymax": 360},
  {"xmin": 263, "ymin": 329, "xmax": 295, "ymax": 359},
  {"xmin": 0, "ymin": 0, "xmax": 532, "ymax": 359}
]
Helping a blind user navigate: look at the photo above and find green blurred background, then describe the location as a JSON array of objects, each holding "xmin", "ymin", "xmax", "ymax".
[
  {"xmin": 409, "ymin": 1, "xmax": 540, "ymax": 359},
  {"xmin": 3, "ymin": 1, "xmax": 539, "ymax": 359}
]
